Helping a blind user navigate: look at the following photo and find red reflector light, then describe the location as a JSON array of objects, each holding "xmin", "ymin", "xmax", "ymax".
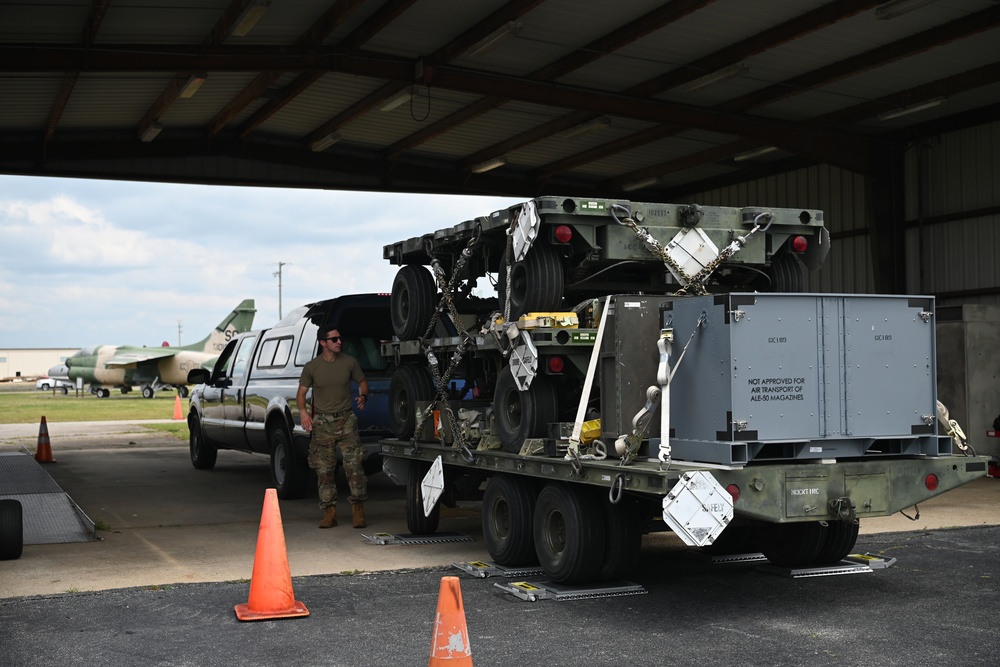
[
  {"xmin": 554, "ymin": 225, "xmax": 573, "ymax": 244},
  {"xmin": 925, "ymin": 474, "xmax": 939, "ymax": 491},
  {"xmin": 725, "ymin": 484, "xmax": 740, "ymax": 503},
  {"xmin": 547, "ymin": 356, "xmax": 565, "ymax": 373},
  {"xmin": 792, "ymin": 235, "xmax": 808, "ymax": 253}
]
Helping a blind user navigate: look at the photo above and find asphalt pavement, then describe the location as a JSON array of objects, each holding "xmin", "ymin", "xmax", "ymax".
[{"xmin": 1, "ymin": 421, "xmax": 998, "ymax": 666}]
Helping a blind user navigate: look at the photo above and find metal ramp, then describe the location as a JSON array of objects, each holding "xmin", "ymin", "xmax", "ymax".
[
  {"xmin": 452, "ymin": 560, "xmax": 544, "ymax": 579},
  {"xmin": 361, "ymin": 531, "xmax": 473, "ymax": 546},
  {"xmin": 494, "ymin": 579, "xmax": 647, "ymax": 602},
  {"xmin": 0, "ymin": 452, "xmax": 96, "ymax": 544},
  {"xmin": 759, "ymin": 560, "xmax": 878, "ymax": 579}
]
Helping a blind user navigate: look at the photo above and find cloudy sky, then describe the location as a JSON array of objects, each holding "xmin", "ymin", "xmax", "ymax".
[{"xmin": 0, "ymin": 174, "xmax": 521, "ymax": 349}]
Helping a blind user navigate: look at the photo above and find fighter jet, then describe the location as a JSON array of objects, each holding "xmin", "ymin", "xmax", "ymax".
[{"xmin": 48, "ymin": 299, "xmax": 256, "ymax": 399}]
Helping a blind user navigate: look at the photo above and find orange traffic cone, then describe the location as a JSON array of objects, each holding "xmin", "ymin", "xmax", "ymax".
[
  {"xmin": 172, "ymin": 394, "xmax": 183, "ymax": 420},
  {"xmin": 35, "ymin": 416, "xmax": 56, "ymax": 463},
  {"xmin": 428, "ymin": 576, "xmax": 473, "ymax": 666},
  {"xmin": 234, "ymin": 488, "xmax": 309, "ymax": 621}
]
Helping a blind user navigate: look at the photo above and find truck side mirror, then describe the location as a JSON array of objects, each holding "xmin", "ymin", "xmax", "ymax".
[{"xmin": 187, "ymin": 368, "xmax": 211, "ymax": 385}]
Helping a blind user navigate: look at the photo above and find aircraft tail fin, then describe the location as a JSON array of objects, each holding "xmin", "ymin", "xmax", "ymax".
[{"xmin": 187, "ymin": 299, "xmax": 256, "ymax": 354}]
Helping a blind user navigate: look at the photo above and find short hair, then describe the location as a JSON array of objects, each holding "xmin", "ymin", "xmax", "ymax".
[{"xmin": 317, "ymin": 323, "xmax": 339, "ymax": 340}]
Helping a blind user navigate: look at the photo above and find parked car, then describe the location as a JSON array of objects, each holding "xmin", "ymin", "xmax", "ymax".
[{"xmin": 35, "ymin": 378, "xmax": 73, "ymax": 393}]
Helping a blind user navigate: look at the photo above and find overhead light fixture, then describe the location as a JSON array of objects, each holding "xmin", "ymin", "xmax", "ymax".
[
  {"xmin": 470, "ymin": 156, "xmax": 507, "ymax": 174},
  {"xmin": 140, "ymin": 122, "xmax": 163, "ymax": 142},
  {"xmin": 379, "ymin": 89, "xmax": 412, "ymax": 112},
  {"xmin": 309, "ymin": 132, "xmax": 341, "ymax": 152},
  {"xmin": 232, "ymin": 0, "xmax": 270, "ymax": 37},
  {"xmin": 622, "ymin": 177, "xmax": 659, "ymax": 192},
  {"xmin": 877, "ymin": 96, "xmax": 947, "ymax": 121},
  {"xmin": 466, "ymin": 21, "xmax": 522, "ymax": 58},
  {"xmin": 178, "ymin": 73, "xmax": 207, "ymax": 99},
  {"xmin": 679, "ymin": 62, "xmax": 749, "ymax": 93},
  {"xmin": 875, "ymin": 0, "xmax": 940, "ymax": 20},
  {"xmin": 558, "ymin": 117, "xmax": 612, "ymax": 140},
  {"xmin": 733, "ymin": 146, "xmax": 779, "ymax": 162}
]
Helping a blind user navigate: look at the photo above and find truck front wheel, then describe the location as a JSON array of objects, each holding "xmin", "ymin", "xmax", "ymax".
[
  {"xmin": 482, "ymin": 474, "xmax": 537, "ymax": 566},
  {"xmin": 391, "ymin": 265, "xmax": 437, "ymax": 340},
  {"xmin": 389, "ymin": 364, "xmax": 435, "ymax": 439},
  {"xmin": 533, "ymin": 482, "xmax": 606, "ymax": 584},
  {"xmin": 189, "ymin": 416, "xmax": 217, "ymax": 470},
  {"xmin": 493, "ymin": 367, "xmax": 559, "ymax": 453},
  {"xmin": 270, "ymin": 426, "xmax": 308, "ymax": 500},
  {"xmin": 497, "ymin": 238, "xmax": 564, "ymax": 320}
]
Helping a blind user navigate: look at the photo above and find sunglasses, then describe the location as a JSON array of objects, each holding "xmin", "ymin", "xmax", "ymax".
[{"xmin": 323, "ymin": 336, "xmax": 341, "ymax": 343}]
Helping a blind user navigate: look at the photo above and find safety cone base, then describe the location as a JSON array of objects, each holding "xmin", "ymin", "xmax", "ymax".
[{"xmin": 234, "ymin": 600, "xmax": 309, "ymax": 621}]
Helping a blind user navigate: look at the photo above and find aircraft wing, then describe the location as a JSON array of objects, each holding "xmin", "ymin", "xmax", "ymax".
[{"xmin": 103, "ymin": 348, "xmax": 179, "ymax": 368}]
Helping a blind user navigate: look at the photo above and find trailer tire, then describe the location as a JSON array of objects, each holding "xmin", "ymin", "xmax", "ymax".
[
  {"xmin": 533, "ymin": 482, "xmax": 606, "ymax": 584},
  {"xmin": 0, "ymin": 499, "xmax": 23, "ymax": 561},
  {"xmin": 389, "ymin": 364, "xmax": 435, "ymax": 439},
  {"xmin": 391, "ymin": 265, "xmax": 437, "ymax": 340},
  {"xmin": 765, "ymin": 252, "xmax": 804, "ymax": 292},
  {"xmin": 270, "ymin": 426, "xmax": 308, "ymax": 500},
  {"xmin": 597, "ymin": 495, "xmax": 643, "ymax": 582},
  {"xmin": 494, "ymin": 367, "xmax": 559, "ymax": 453},
  {"xmin": 758, "ymin": 521, "xmax": 826, "ymax": 567},
  {"xmin": 406, "ymin": 460, "xmax": 440, "ymax": 535},
  {"xmin": 189, "ymin": 415, "xmax": 217, "ymax": 470},
  {"xmin": 497, "ymin": 238, "xmax": 564, "ymax": 320},
  {"xmin": 482, "ymin": 475, "xmax": 537, "ymax": 566},
  {"xmin": 814, "ymin": 520, "xmax": 860, "ymax": 565},
  {"xmin": 702, "ymin": 519, "xmax": 757, "ymax": 556}
]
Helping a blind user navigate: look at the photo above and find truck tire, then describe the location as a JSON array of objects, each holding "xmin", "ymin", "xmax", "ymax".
[
  {"xmin": 188, "ymin": 415, "xmax": 217, "ymax": 470},
  {"xmin": 497, "ymin": 238, "xmax": 564, "ymax": 320},
  {"xmin": 270, "ymin": 426, "xmax": 308, "ymax": 500},
  {"xmin": 702, "ymin": 519, "xmax": 758, "ymax": 556},
  {"xmin": 482, "ymin": 475, "xmax": 537, "ymax": 566},
  {"xmin": 533, "ymin": 482, "xmax": 606, "ymax": 584},
  {"xmin": 389, "ymin": 364, "xmax": 435, "ymax": 439},
  {"xmin": 391, "ymin": 265, "xmax": 437, "ymax": 340},
  {"xmin": 406, "ymin": 460, "xmax": 440, "ymax": 535},
  {"xmin": 493, "ymin": 367, "xmax": 559, "ymax": 453},
  {"xmin": 0, "ymin": 499, "xmax": 24, "ymax": 561},
  {"xmin": 597, "ymin": 494, "xmax": 643, "ymax": 581},
  {"xmin": 758, "ymin": 521, "xmax": 826, "ymax": 567},
  {"xmin": 814, "ymin": 519, "xmax": 860, "ymax": 565}
]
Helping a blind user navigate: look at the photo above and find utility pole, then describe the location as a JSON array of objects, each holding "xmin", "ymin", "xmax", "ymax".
[
  {"xmin": 273, "ymin": 262, "xmax": 289, "ymax": 319},
  {"xmin": 177, "ymin": 319, "xmax": 183, "ymax": 346}
]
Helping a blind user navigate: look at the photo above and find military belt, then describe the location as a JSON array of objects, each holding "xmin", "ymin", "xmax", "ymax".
[{"xmin": 316, "ymin": 409, "xmax": 351, "ymax": 419}]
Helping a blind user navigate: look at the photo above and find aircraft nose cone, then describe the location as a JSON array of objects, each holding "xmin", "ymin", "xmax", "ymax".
[{"xmin": 49, "ymin": 364, "xmax": 70, "ymax": 378}]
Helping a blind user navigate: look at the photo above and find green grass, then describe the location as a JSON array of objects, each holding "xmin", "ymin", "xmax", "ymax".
[{"xmin": 0, "ymin": 389, "xmax": 189, "ymax": 424}]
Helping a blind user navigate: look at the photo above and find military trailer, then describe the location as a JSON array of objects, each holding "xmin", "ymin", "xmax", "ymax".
[{"xmin": 378, "ymin": 196, "xmax": 989, "ymax": 585}]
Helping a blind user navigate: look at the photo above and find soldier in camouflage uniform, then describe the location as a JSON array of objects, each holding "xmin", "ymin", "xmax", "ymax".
[{"xmin": 297, "ymin": 324, "xmax": 370, "ymax": 529}]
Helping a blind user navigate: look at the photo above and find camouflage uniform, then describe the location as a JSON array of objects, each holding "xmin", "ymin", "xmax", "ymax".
[{"xmin": 308, "ymin": 411, "xmax": 367, "ymax": 507}]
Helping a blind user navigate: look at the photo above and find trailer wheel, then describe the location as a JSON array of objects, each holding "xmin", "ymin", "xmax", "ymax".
[
  {"xmin": 482, "ymin": 475, "xmax": 537, "ymax": 566},
  {"xmin": 533, "ymin": 482, "xmax": 606, "ymax": 584},
  {"xmin": 758, "ymin": 521, "xmax": 826, "ymax": 567},
  {"xmin": 813, "ymin": 520, "xmax": 860, "ymax": 565},
  {"xmin": 497, "ymin": 239, "xmax": 564, "ymax": 320},
  {"xmin": 406, "ymin": 460, "xmax": 440, "ymax": 535},
  {"xmin": 702, "ymin": 519, "xmax": 758, "ymax": 556},
  {"xmin": 0, "ymin": 499, "xmax": 23, "ymax": 561},
  {"xmin": 389, "ymin": 364, "xmax": 435, "ymax": 439},
  {"xmin": 493, "ymin": 367, "xmax": 559, "ymax": 453},
  {"xmin": 188, "ymin": 415, "xmax": 217, "ymax": 470},
  {"xmin": 270, "ymin": 426, "xmax": 308, "ymax": 500},
  {"xmin": 391, "ymin": 265, "xmax": 437, "ymax": 340},
  {"xmin": 765, "ymin": 252, "xmax": 804, "ymax": 292},
  {"xmin": 597, "ymin": 495, "xmax": 643, "ymax": 581}
]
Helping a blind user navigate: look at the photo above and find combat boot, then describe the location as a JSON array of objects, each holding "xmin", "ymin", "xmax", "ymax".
[
  {"xmin": 352, "ymin": 502, "xmax": 367, "ymax": 529},
  {"xmin": 319, "ymin": 506, "xmax": 337, "ymax": 528}
]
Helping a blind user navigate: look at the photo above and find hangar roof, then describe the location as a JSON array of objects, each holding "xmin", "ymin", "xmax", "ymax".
[{"xmin": 1, "ymin": 0, "xmax": 997, "ymax": 198}]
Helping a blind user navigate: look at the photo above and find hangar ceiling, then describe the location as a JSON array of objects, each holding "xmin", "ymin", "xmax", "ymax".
[{"xmin": 0, "ymin": 0, "xmax": 998, "ymax": 199}]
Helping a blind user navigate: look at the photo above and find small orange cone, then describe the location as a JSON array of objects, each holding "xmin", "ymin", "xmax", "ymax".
[
  {"xmin": 428, "ymin": 576, "xmax": 473, "ymax": 666},
  {"xmin": 172, "ymin": 394, "xmax": 183, "ymax": 420},
  {"xmin": 234, "ymin": 489, "xmax": 309, "ymax": 621},
  {"xmin": 35, "ymin": 416, "xmax": 56, "ymax": 463}
]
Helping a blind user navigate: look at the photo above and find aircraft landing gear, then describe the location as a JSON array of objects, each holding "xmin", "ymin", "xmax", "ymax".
[
  {"xmin": 91, "ymin": 387, "xmax": 111, "ymax": 398},
  {"xmin": 141, "ymin": 386, "xmax": 155, "ymax": 399}
]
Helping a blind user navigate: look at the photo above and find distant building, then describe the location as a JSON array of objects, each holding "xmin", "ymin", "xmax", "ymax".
[{"xmin": 0, "ymin": 348, "xmax": 79, "ymax": 381}]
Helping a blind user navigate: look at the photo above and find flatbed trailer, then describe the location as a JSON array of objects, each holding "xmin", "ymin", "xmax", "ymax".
[{"xmin": 378, "ymin": 196, "xmax": 990, "ymax": 585}]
